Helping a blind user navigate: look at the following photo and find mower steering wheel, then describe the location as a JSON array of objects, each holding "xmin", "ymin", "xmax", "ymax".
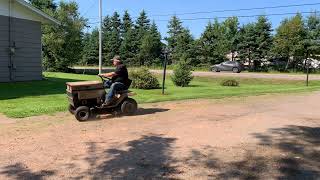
[{"xmin": 98, "ymin": 75, "xmax": 111, "ymax": 83}]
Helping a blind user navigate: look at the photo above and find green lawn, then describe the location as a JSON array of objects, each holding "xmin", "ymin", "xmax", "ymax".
[{"xmin": 1, "ymin": 72, "xmax": 320, "ymax": 118}]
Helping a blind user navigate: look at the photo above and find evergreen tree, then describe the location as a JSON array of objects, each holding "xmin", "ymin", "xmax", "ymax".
[
  {"xmin": 255, "ymin": 16, "xmax": 273, "ymax": 60},
  {"xmin": 174, "ymin": 28, "xmax": 194, "ymax": 64},
  {"xmin": 237, "ymin": 23, "xmax": 259, "ymax": 69},
  {"xmin": 138, "ymin": 22, "xmax": 163, "ymax": 65},
  {"xmin": 102, "ymin": 16, "xmax": 112, "ymax": 63},
  {"xmin": 305, "ymin": 12, "xmax": 320, "ymax": 60},
  {"xmin": 102, "ymin": 15, "xmax": 112, "ymax": 33},
  {"xmin": 82, "ymin": 29, "xmax": 99, "ymax": 65},
  {"xmin": 199, "ymin": 20, "xmax": 228, "ymax": 65},
  {"xmin": 134, "ymin": 10, "xmax": 151, "ymax": 65},
  {"xmin": 166, "ymin": 16, "xmax": 195, "ymax": 64},
  {"xmin": 81, "ymin": 32, "xmax": 91, "ymax": 65},
  {"xmin": 223, "ymin": 17, "xmax": 239, "ymax": 61},
  {"xmin": 273, "ymin": 13, "xmax": 307, "ymax": 70},
  {"xmin": 120, "ymin": 29, "xmax": 137, "ymax": 65},
  {"xmin": 166, "ymin": 16, "xmax": 184, "ymax": 64},
  {"xmin": 135, "ymin": 10, "xmax": 151, "ymax": 40},
  {"xmin": 120, "ymin": 11, "xmax": 136, "ymax": 64},
  {"xmin": 166, "ymin": 16, "xmax": 184, "ymax": 46},
  {"xmin": 103, "ymin": 12, "xmax": 122, "ymax": 64},
  {"xmin": 121, "ymin": 10, "xmax": 133, "ymax": 35}
]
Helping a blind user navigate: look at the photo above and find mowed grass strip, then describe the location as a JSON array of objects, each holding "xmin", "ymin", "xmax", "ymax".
[{"xmin": 1, "ymin": 72, "xmax": 319, "ymax": 118}]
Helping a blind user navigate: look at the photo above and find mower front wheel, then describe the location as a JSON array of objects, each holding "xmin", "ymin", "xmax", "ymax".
[
  {"xmin": 68, "ymin": 105, "xmax": 76, "ymax": 114},
  {"xmin": 75, "ymin": 106, "xmax": 90, "ymax": 121},
  {"xmin": 121, "ymin": 98, "xmax": 138, "ymax": 115}
]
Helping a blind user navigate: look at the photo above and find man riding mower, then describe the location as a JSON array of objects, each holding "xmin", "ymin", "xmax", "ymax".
[{"xmin": 66, "ymin": 56, "xmax": 138, "ymax": 121}]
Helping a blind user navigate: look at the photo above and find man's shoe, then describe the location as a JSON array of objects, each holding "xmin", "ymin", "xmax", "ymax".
[{"xmin": 102, "ymin": 100, "xmax": 112, "ymax": 107}]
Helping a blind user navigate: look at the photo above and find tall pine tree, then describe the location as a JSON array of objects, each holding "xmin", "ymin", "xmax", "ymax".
[
  {"xmin": 103, "ymin": 12, "xmax": 122, "ymax": 64},
  {"xmin": 237, "ymin": 23, "xmax": 259, "ymax": 69},
  {"xmin": 273, "ymin": 13, "xmax": 307, "ymax": 70},
  {"xmin": 223, "ymin": 17, "xmax": 239, "ymax": 61},
  {"xmin": 305, "ymin": 12, "xmax": 320, "ymax": 60},
  {"xmin": 134, "ymin": 10, "xmax": 151, "ymax": 65},
  {"xmin": 138, "ymin": 22, "xmax": 163, "ymax": 65},
  {"xmin": 82, "ymin": 29, "xmax": 99, "ymax": 65},
  {"xmin": 166, "ymin": 16, "xmax": 193, "ymax": 64},
  {"xmin": 120, "ymin": 10, "xmax": 136, "ymax": 64},
  {"xmin": 121, "ymin": 10, "xmax": 133, "ymax": 35},
  {"xmin": 199, "ymin": 19, "xmax": 228, "ymax": 65},
  {"xmin": 174, "ymin": 28, "xmax": 194, "ymax": 64},
  {"xmin": 166, "ymin": 16, "xmax": 183, "ymax": 61},
  {"xmin": 255, "ymin": 16, "xmax": 273, "ymax": 61}
]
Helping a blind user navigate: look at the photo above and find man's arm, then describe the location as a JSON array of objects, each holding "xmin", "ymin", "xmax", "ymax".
[{"xmin": 99, "ymin": 72, "xmax": 117, "ymax": 78}]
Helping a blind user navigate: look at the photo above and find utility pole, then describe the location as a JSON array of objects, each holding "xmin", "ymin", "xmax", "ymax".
[{"xmin": 98, "ymin": 0, "xmax": 102, "ymax": 74}]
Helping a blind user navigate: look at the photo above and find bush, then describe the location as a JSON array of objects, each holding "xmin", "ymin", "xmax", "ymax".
[
  {"xmin": 129, "ymin": 68, "xmax": 160, "ymax": 89},
  {"xmin": 221, "ymin": 79, "xmax": 239, "ymax": 87},
  {"xmin": 171, "ymin": 61, "xmax": 193, "ymax": 87}
]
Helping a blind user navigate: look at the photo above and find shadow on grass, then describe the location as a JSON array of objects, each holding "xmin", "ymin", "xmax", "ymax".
[
  {"xmin": 0, "ymin": 77, "xmax": 85, "ymax": 100},
  {"xmin": 187, "ymin": 84, "xmax": 204, "ymax": 88},
  {"xmin": 0, "ymin": 163, "xmax": 55, "ymax": 180}
]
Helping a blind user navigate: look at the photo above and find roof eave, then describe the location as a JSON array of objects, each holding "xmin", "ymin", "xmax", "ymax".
[{"xmin": 16, "ymin": 0, "xmax": 60, "ymax": 25}]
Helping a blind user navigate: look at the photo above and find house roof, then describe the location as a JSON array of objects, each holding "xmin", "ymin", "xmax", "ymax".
[{"xmin": 16, "ymin": 0, "xmax": 60, "ymax": 25}]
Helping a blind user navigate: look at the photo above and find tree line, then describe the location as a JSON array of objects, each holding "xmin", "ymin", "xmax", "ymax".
[{"xmin": 30, "ymin": 0, "xmax": 320, "ymax": 72}]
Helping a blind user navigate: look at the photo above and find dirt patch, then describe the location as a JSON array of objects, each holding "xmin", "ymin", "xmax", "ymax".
[{"xmin": 0, "ymin": 92, "xmax": 319, "ymax": 179}]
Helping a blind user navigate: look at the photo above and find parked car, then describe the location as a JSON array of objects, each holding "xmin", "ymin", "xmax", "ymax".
[{"xmin": 210, "ymin": 61, "xmax": 244, "ymax": 73}]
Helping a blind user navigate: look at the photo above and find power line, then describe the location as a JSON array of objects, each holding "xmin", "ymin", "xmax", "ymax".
[
  {"xmin": 84, "ymin": 2, "xmax": 320, "ymax": 20},
  {"xmin": 149, "ymin": 2, "xmax": 320, "ymax": 17},
  {"xmin": 86, "ymin": 11, "xmax": 319, "ymax": 25},
  {"xmin": 157, "ymin": 11, "xmax": 319, "ymax": 22},
  {"xmin": 82, "ymin": 0, "xmax": 97, "ymax": 17}
]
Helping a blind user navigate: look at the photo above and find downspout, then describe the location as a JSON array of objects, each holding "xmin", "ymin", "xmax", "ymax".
[
  {"xmin": 8, "ymin": 0, "xmax": 16, "ymax": 81},
  {"xmin": 8, "ymin": 0, "xmax": 12, "ymax": 81}
]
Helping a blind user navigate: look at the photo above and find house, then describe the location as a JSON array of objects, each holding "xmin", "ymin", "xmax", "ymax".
[{"xmin": 0, "ymin": 0, "xmax": 59, "ymax": 82}]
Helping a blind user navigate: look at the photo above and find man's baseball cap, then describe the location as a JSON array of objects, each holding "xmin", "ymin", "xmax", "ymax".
[{"xmin": 111, "ymin": 55, "xmax": 121, "ymax": 62}]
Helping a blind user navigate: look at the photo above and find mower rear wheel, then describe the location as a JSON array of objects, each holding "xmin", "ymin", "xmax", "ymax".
[
  {"xmin": 121, "ymin": 98, "xmax": 138, "ymax": 115},
  {"xmin": 75, "ymin": 106, "xmax": 90, "ymax": 121}
]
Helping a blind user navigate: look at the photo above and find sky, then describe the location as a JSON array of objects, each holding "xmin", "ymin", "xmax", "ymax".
[{"xmin": 66, "ymin": 0, "xmax": 320, "ymax": 38}]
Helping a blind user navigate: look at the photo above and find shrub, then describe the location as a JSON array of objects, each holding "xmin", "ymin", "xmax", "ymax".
[
  {"xmin": 129, "ymin": 68, "xmax": 160, "ymax": 89},
  {"xmin": 171, "ymin": 61, "xmax": 193, "ymax": 87},
  {"xmin": 221, "ymin": 79, "xmax": 239, "ymax": 87}
]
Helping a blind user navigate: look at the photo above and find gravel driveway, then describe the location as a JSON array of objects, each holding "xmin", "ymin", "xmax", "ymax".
[
  {"xmin": 152, "ymin": 70, "xmax": 320, "ymax": 81},
  {"xmin": 0, "ymin": 92, "xmax": 319, "ymax": 179}
]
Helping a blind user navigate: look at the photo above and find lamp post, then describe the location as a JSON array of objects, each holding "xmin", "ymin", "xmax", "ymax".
[
  {"xmin": 306, "ymin": 58, "xmax": 311, "ymax": 87},
  {"xmin": 162, "ymin": 47, "xmax": 169, "ymax": 95}
]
